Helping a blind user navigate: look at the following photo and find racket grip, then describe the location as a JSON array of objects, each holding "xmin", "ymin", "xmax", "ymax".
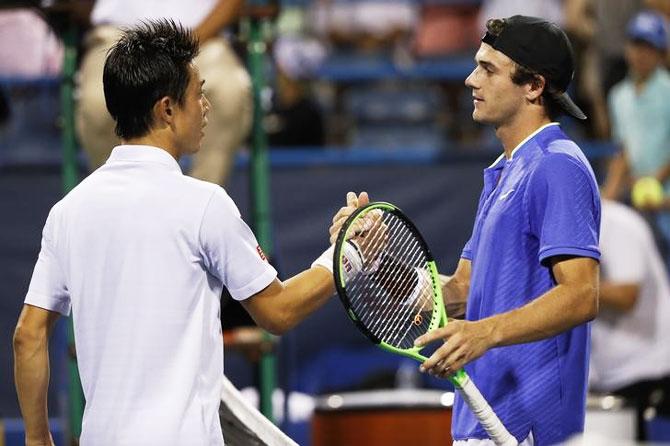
[{"xmin": 457, "ymin": 374, "xmax": 518, "ymax": 446}]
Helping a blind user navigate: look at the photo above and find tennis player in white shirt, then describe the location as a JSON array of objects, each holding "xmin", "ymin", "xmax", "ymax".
[{"xmin": 13, "ymin": 20, "xmax": 360, "ymax": 446}]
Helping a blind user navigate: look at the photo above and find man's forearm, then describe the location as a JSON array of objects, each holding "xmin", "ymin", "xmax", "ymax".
[
  {"xmin": 14, "ymin": 331, "xmax": 52, "ymax": 443},
  {"xmin": 440, "ymin": 274, "xmax": 468, "ymax": 318},
  {"xmin": 243, "ymin": 267, "xmax": 335, "ymax": 335},
  {"xmin": 482, "ymin": 282, "xmax": 598, "ymax": 348},
  {"xmin": 279, "ymin": 267, "xmax": 335, "ymax": 330},
  {"xmin": 601, "ymin": 152, "xmax": 629, "ymax": 200}
]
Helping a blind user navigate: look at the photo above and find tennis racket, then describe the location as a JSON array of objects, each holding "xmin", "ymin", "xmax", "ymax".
[{"xmin": 333, "ymin": 201, "xmax": 517, "ymax": 446}]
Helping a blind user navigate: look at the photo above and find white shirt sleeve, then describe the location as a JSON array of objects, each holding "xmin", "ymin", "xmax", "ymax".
[
  {"xmin": 199, "ymin": 188, "xmax": 277, "ymax": 301},
  {"xmin": 600, "ymin": 202, "xmax": 647, "ymax": 284},
  {"xmin": 25, "ymin": 208, "xmax": 71, "ymax": 316}
]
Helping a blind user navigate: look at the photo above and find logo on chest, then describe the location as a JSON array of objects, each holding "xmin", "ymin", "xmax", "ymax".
[{"xmin": 499, "ymin": 189, "xmax": 516, "ymax": 201}]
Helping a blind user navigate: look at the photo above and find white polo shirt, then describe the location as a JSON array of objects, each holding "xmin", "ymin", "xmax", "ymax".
[
  {"xmin": 25, "ymin": 145, "xmax": 277, "ymax": 445},
  {"xmin": 590, "ymin": 200, "xmax": 670, "ymax": 391}
]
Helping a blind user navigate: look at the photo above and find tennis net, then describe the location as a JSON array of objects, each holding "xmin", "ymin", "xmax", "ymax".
[{"xmin": 220, "ymin": 376, "xmax": 298, "ymax": 446}]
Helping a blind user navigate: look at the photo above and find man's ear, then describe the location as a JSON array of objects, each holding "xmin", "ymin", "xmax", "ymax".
[
  {"xmin": 152, "ymin": 96, "xmax": 175, "ymax": 129},
  {"xmin": 526, "ymin": 74, "xmax": 547, "ymax": 102}
]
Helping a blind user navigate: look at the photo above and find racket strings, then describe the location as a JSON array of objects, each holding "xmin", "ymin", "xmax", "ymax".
[
  {"xmin": 350, "ymin": 217, "xmax": 420, "ymax": 334},
  {"xmin": 371, "ymin": 235, "xmax": 426, "ymax": 343},
  {"xmin": 344, "ymin": 211, "xmax": 435, "ymax": 349},
  {"xmin": 346, "ymin": 213, "xmax": 403, "ymax": 299}
]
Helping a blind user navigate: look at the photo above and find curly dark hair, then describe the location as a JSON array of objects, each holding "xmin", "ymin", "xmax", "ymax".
[
  {"xmin": 103, "ymin": 19, "xmax": 199, "ymax": 139},
  {"xmin": 485, "ymin": 18, "xmax": 506, "ymax": 37}
]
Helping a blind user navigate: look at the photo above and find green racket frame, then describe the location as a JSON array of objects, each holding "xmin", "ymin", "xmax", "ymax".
[{"xmin": 333, "ymin": 201, "xmax": 467, "ymax": 386}]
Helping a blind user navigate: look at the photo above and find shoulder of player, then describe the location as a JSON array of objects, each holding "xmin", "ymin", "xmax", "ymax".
[
  {"xmin": 179, "ymin": 174, "xmax": 223, "ymax": 195},
  {"xmin": 195, "ymin": 181, "xmax": 242, "ymax": 221},
  {"xmin": 173, "ymin": 175, "xmax": 238, "ymax": 209},
  {"xmin": 49, "ymin": 175, "xmax": 91, "ymax": 217},
  {"xmin": 531, "ymin": 138, "xmax": 581, "ymax": 166},
  {"xmin": 528, "ymin": 146, "xmax": 595, "ymax": 187}
]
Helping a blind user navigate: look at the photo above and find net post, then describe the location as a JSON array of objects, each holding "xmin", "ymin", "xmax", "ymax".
[
  {"xmin": 60, "ymin": 21, "xmax": 84, "ymax": 442},
  {"xmin": 242, "ymin": 2, "xmax": 279, "ymax": 422}
]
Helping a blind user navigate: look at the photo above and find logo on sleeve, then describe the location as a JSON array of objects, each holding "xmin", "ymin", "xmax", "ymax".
[{"xmin": 256, "ymin": 245, "xmax": 267, "ymax": 261}]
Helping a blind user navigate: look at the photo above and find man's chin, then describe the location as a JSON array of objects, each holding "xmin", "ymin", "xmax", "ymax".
[
  {"xmin": 471, "ymin": 111, "xmax": 485, "ymax": 123},
  {"xmin": 472, "ymin": 111, "xmax": 495, "ymax": 125}
]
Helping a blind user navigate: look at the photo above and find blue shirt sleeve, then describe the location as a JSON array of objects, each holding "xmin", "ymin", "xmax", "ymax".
[{"xmin": 526, "ymin": 153, "xmax": 601, "ymax": 265}]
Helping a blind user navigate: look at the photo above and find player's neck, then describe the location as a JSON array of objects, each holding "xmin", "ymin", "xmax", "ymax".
[
  {"xmin": 496, "ymin": 112, "xmax": 551, "ymax": 159},
  {"xmin": 124, "ymin": 132, "xmax": 180, "ymax": 161}
]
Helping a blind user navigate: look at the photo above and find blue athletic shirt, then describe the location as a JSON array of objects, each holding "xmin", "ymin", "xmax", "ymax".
[{"xmin": 453, "ymin": 123, "xmax": 601, "ymax": 445}]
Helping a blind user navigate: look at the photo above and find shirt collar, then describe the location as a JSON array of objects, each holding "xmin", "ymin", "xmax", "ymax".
[
  {"xmin": 106, "ymin": 145, "xmax": 182, "ymax": 173},
  {"xmin": 487, "ymin": 122, "xmax": 561, "ymax": 169}
]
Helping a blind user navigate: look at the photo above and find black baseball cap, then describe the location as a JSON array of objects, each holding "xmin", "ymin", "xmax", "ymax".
[{"xmin": 482, "ymin": 15, "xmax": 587, "ymax": 120}]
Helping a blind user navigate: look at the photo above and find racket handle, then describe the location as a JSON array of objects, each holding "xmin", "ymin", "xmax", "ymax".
[{"xmin": 457, "ymin": 374, "xmax": 518, "ymax": 446}]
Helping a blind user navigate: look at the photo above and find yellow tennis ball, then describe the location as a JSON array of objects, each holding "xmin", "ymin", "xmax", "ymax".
[{"xmin": 631, "ymin": 176, "xmax": 664, "ymax": 208}]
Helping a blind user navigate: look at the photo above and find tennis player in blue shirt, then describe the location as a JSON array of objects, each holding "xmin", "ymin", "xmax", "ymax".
[{"xmin": 414, "ymin": 16, "xmax": 601, "ymax": 446}]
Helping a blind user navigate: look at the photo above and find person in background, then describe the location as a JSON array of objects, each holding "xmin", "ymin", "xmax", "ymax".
[
  {"xmin": 76, "ymin": 0, "xmax": 251, "ymax": 185},
  {"xmin": 0, "ymin": 9, "xmax": 63, "ymax": 77},
  {"xmin": 601, "ymin": 10, "xmax": 670, "ymax": 257},
  {"xmin": 266, "ymin": 36, "xmax": 326, "ymax": 148},
  {"xmin": 476, "ymin": 0, "xmax": 564, "ymax": 33},
  {"xmin": 592, "ymin": 0, "xmax": 644, "ymax": 96},
  {"xmin": 591, "ymin": 199, "xmax": 670, "ymax": 441},
  {"xmin": 308, "ymin": 0, "xmax": 418, "ymax": 55},
  {"xmin": 563, "ymin": 0, "xmax": 611, "ymax": 139}
]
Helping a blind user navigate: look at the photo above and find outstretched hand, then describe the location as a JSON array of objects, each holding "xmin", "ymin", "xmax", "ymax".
[{"xmin": 329, "ymin": 191, "xmax": 370, "ymax": 244}]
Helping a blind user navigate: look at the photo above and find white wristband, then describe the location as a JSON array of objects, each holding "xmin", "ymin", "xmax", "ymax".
[
  {"xmin": 311, "ymin": 242, "xmax": 364, "ymax": 279},
  {"xmin": 311, "ymin": 245, "xmax": 335, "ymax": 273}
]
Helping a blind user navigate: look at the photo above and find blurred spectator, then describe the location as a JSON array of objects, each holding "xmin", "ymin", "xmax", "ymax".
[
  {"xmin": 75, "ymin": 0, "xmax": 251, "ymax": 185},
  {"xmin": 564, "ymin": 0, "xmax": 610, "ymax": 138},
  {"xmin": 308, "ymin": 0, "xmax": 418, "ymax": 55},
  {"xmin": 477, "ymin": 0, "xmax": 564, "ymax": 32},
  {"xmin": 0, "ymin": 9, "xmax": 63, "ymax": 77},
  {"xmin": 413, "ymin": 3, "xmax": 480, "ymax": 57},
  {"xmin": 266, "ymin": 36, "xmax": 326, "ymax": 147},
  {"xmin": 592, "ymin": 0, "xmax": 644, "ymax": 96},
  {"xmin": 590, "ymin": 199, "xmax": 670, "ymax": 441},
  {"xmin": 601, "ymin": 10, "xmax": 670, "ymax": 252}
]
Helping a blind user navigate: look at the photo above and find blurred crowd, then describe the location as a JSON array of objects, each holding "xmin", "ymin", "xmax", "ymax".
[
  {"xmin": 1, "ymin": 0, "xmax": 670, "ymax": 441},
  {"xmin": 1, "ymin": 1, "xmax": 669, "ymax": 153}
]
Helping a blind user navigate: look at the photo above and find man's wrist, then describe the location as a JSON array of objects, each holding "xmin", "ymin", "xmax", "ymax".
[
  {"xmin": 25, "ymin": 432, "xmax": 53, "ymax": 446},
  {"xmin": 311, "ymin": 245, "xmax": 335, "ymax": 274},
  {"xmin": 311, "ymin": 242, "xmax": 364, "ymax": 277},
  {"xmin": 478, "ymin": 317, "xmax": 501, "ymax": 349}
]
